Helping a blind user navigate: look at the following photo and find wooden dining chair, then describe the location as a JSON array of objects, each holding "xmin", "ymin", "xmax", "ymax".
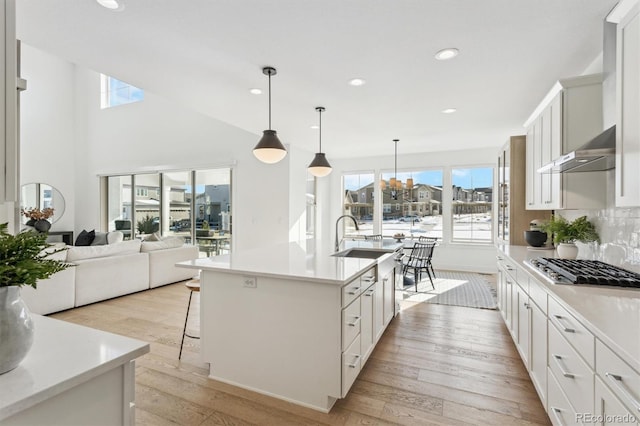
[
  {"xmin": 364, "ymin": 234, "xmax": 383, "ymax": 240},
  {"xmin": 402, "ymin": 241, "xmax": 436, "ymax": 291}
]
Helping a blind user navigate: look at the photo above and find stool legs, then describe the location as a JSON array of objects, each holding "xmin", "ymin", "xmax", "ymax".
[{"xmin": 179, "ymin": 290, "xmax": 200, "ymax": 360}]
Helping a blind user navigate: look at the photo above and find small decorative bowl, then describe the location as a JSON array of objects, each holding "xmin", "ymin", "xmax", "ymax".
[{"xmin": 524, "ymin": 230, "xmax": 547, "ymax": 247}]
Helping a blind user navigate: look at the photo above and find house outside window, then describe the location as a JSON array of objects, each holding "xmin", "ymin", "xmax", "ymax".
[
  {"xmin": 342, "ymin": 173, "xmax": 374, "ymax": 237},
  {"xmin": 451, "ymin": 166, "xmax": 493, "ymax": 242}
]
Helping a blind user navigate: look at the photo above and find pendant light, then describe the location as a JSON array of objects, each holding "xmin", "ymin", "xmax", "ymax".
[
  {"xmin": 253, "ymin": 66, "xmax": 287, "ymax": 164},
  {"xmin": 308, "ymin": 107, "xmax": 332, "ymax": 177},
  {"xmin": 391, "ymin": 139, "xmax": 400, "ymax": 200}
]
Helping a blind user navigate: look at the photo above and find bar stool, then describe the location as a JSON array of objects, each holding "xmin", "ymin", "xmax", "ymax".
[{"xmin": 179, "ymin": 278, "xmax": 200, "ymax": 360}]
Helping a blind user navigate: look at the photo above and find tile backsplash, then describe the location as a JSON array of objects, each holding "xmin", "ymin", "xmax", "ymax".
[{"xmin": 559, "ymin": 204, "xmax": 640, "ymax": 273}]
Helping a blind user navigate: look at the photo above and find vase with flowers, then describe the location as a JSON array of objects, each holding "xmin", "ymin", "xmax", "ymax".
[
  {"xmin": 21, "ymin": 207, "xmax": 55, "ymax": 232},
  {"xmin": 0, "ymin": 222, "xmax": 69, "ymax": 374}
]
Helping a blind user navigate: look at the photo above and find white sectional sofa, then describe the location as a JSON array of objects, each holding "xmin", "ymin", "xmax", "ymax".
[{"xmin": 21, "ymin": 236, "xmax": 199, "ymax": 315}]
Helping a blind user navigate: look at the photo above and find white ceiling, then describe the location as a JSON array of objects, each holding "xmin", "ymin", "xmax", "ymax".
[{"xmin": 16, "ymin": 0, "xmax": 618, "ymax": 159}]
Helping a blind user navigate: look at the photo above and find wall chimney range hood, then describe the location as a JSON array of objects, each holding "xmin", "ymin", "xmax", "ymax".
[{"xmin": 537, "ymin": 125, "xmax": 616, "ymax": 174}]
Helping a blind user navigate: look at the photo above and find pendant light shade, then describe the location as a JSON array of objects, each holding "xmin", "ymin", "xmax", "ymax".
[
  {"xmin": 253, "ymin": 67, "xmax": 287, "ymax": 164},
  {"xmin": 308, "ymin": 106, "xmax": 332, "ymax": 177}
]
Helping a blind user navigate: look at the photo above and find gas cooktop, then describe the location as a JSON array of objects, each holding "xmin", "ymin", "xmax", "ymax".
[{"xmin": 525, "ymin": 258, "xmax": 640, "ymax": 288}]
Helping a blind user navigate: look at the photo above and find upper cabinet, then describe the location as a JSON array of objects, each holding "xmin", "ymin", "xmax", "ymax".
[
  {"xmin": 613, "ymin": 1, "xmax": 640, "ymax": 207},
  {"xmin": 524, "ymin": 75, "xmax": 607, "ymax": 210}
]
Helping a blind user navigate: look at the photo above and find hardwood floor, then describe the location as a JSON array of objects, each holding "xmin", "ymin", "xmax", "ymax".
[{"xmin": 52, "ymin": 280, "xmax": 550, "ymax": 425}]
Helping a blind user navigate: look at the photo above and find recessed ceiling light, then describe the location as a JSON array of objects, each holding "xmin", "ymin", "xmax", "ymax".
[
  {"xmin": 96, "ymin": 0, "xmax": 124, "ymax": 11},
  {"xmin": 442, "ymin": 108, "xmax": 457, "ymax": 114},
  {"xmin": 434, "ymin": 48, "xmax": 459, "ymax": 61},
  {"xmin": 249, "ymin": 88, "xmax": 262, "ymax": 95},
  {"xmin": 348, "ymin": 78, "xmax": 366, "ymax": 86},
  {"xmin": 310, "ymin": 125, "xmax": 319, "ymax": 130}
]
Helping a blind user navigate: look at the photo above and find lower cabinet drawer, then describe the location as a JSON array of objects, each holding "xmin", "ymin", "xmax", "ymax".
[
  {"xmin": 342, "ymin": 298, "xmax": 361, "ymax": 349},
  {"xmin": 342, "ymin": 334, "xmax": 361, "ymax": 397},
  {"xmin": 549, "ymin": 323, "xmax": 595, "ymax": 416},
  {"xmin": 548, "ymin": 296, "xmax": 594, "ymax": 368},
  {"xmin": 596, "ymin": 339, "xmax": 640, "ymax": 415},
  {"xmin": 548, "ymin": 366, "xmax": 583, "ymax": 426}
]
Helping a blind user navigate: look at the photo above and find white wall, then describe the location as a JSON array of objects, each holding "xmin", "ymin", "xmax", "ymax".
[
  {"xmin": 20, "ymin": 44, "xmax": 76, "ymax": 233},
  {"xmin": 325, "ymin": 147, "xmax": 499, "ymax": 273},
  {"xmin": 21, "ymin": 47, "xmax": 294, "ymax": 251}
]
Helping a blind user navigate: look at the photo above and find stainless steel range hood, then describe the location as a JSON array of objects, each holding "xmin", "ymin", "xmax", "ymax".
[{"xmin": 537, "ymin": 125, "xmax": 616, "ymax": 173}]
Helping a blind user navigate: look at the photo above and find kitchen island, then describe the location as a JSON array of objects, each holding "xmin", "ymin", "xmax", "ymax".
[{"xmin": 177, "ymin": 239, "xmax": 402, "ymax": 412}]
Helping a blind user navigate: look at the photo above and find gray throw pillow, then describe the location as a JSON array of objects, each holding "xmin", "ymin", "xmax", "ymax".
[{"xmin": 90, "ymin": 231, "xmax": 109, "ymax": 246}]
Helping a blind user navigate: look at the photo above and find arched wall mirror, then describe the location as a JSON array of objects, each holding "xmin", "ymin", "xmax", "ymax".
[{"xmin": 20, "ymin": 183, "xmax": 66, "ymax": 224}]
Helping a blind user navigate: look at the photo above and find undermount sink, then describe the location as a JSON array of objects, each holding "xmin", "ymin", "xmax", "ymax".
[{"xmin": 332, "ymin": 249, "xmax": 391, "ymax": 259}]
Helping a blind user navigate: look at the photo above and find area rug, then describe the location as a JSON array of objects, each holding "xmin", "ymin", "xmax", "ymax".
[{"xmin": 399, "ymin": 270, "xmax": 497, "ymax": 310}]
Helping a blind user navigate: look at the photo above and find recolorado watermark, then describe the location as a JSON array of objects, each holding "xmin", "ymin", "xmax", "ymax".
[{"xmin": 576, "ymin": 413, "xmax": 638, "ymax": 424}]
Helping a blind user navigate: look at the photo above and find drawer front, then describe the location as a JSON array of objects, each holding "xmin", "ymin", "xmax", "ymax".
[
  {"xmin": 595, "ymin": 375, "xmax": 640, "ymax": 426},
  {"xmin": 342, "ymin": 297, "xmax": 361, "ymax": 349},
  {"xmin": 342, "ymin": 279, "xmax": 363, "ymax": 308},
  {"xmin": 497, "ymin": 254, "xmax": 518, "ymax": 282},
  {"xmin": 360, "ymin": 267, "xmax": 376, "ymax": 287},
  {"xmin": 528, "ymin": 275, "xmax": 548, "ymax": 313},
  {"xmin": 548, "ymin": 366, "xmax": 583, "ymax": 426},
  {"xmin": 596, "ymin": 339, "xmax": 640, "ymax": 415},
  {"xmin": 548, "ymin": 296, "xmax": 595, "ymax": 368},
  {"xmin": 342, "ymin": 334, "xmax": 361, "ymax": 397},
  {"xmin": 549, "ymin": 324, "xmax": 595, "ymax": 415}
]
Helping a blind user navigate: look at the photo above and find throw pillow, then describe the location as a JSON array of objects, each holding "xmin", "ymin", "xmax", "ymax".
[
  {"xmin": 90, "ymin": 231, "xmax": 109, "ymax": 246},
  {"xmin": 144, "ymin": 232, "xmax": 161, "ymax": 241},
  {"xmin": 75, "ymin": 229, "xmax": 96, "ymax": 246}
]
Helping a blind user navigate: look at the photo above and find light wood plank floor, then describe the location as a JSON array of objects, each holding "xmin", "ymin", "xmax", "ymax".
[{"xmin": 52, "ymin": 280, "xmax": 550, "ymax": 425}]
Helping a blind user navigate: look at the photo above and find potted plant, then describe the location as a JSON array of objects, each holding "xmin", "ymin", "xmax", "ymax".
[
  {"xmin": 0, "ymin": 223, "xmax": 70, "ymax": 374},
  {"xmin": 540, "ymin": 215, "xmax": 599, "ymax": 259}
]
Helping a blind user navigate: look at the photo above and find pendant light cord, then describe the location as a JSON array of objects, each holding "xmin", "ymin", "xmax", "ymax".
[
  {"xmin": 394, "ymin": 139, "xmax": 398, "ymax": 181},
  {"xmin": 268, "ymin": 72, "xmax": 272, "ymax": 130},
  {"xmin": 319, "ymin": 109, "xmax": 322, "ymax": 153}
]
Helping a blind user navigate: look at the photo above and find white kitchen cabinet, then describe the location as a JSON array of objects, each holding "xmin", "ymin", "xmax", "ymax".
[
  {"xmin": 595, "ymin": 376, "xmax": 640, "ymax": 426},
  {"xmin": 525, "ymin": 74, "xmax": 607, "ymax": 210},
  {"xmin": 615, "ymin": 3, "xmax": 640, "ymax": 207},
  {"xmin": 373, "ymin": 279, "xmax": 384, "ymax": 342},
  {"xmin": 360, "ymin": 284, "xmax": 375, "ymax": 364},
  {"xmin": 529, "ymin": 278, "xmax": 548, "ymax": 406},
  {"xmin": 382, "ymin": 269, "xmax": 394, "ymax": 326},
  {"xmin": 547, "ymin": 367, "xmax": 583, "ymax": 426},
  {"xmin": 515, "ymin": 283, "xmax": 530, "ymax": 365}
]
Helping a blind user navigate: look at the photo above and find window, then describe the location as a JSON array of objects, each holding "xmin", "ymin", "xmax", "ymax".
[
  {"xmin": 103, "ymin": 167, "xmax": 232, "ymax": 257},
  {"xmin": 342, "ymin": 173, "xmax": 374, "ymax": 237},
  {"xmin": 451, "ymin": 167, "xmax": 493, "ymax": 242},
  {"xmin": 381, "ymin": 169, "xmax": 443, "ymax": 239},
  {"xmin": 100, "ymin": 74, "xmax": 144, "ymax": 109}
]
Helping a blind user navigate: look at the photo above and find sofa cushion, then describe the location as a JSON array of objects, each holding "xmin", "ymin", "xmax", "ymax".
[
  {"xmin": 107, "ymin": 231, "xmax": 124, "ymax": 244},
  {"xmin": 67, "ymin": 239, "xmax": 142, "ymax": 262},
  {"xmin": 75, "ymin": 229, "xmax": 95, "ymax": 246},
  {"xmin": 140, "ymin": 236, "xmax": 185, "ymax": 252},
  {"xmin": 91, "ymin": 231, "xmax": 108, "ymax": 246},
  {"xmin": 143, "ymin": 232, "xmax": 161, "ymax": 242}
]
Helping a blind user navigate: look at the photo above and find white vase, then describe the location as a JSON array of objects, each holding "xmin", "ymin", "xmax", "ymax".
[
  {"xmin": 557, "ymin": 243, "xmax": 579, "ymax": 259},
  {"xmin": 0, "ymin": 286, "xmax": 34, "ymax": 374}
]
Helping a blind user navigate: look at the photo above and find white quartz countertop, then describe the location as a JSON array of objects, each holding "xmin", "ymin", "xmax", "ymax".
[
  {"xmin": 497, "ymin": 244, "xmax": 640, "ymax": 373},
  {"xmin": 0, "ymin": 315, "xmax": 150, "ymax": 421},
  {"xmin": 177, "ymin": 239, "xmax": 403, "ymax": 285}
]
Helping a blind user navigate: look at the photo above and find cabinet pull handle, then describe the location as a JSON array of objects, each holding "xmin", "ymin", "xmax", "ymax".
[
  {"xmin": 347, "ymin": 355, "xmax": 361, "ymax": 369},
  {"xmin": 362, "ymin": 276, "xmax": 375, "ymax": 282},
  {"xmin": 605, "ymin": 373, "xmax": 640, "ymax": 412},
  {"xmin": 506, "ymin": 266, "xmax": 514, "ymax": 271},
  {"xmin": 550, "ymin": 407, "xmax": 566, "ymax": 426},
  {"xmin": 553, "ymin": 315, "xmax": 575, "ymax": 333},
  {"xmin": 347, "ymin": 286, "xmax": 361, "ymax": 295},
  {"xmin": 348, "ymin": 316, "xmax": 361, "ymax": 327},
  {"xmin": 552, "ymin": 354, "xmax": 575, "ymax": 378},
  {"xmin": 496, "ymin": 256, "xmax": 503, "ymax": 260},
  {"xmin": 523, "ymin": 302, "xmax": 530, "ymax": 309},
  {"xmin": 364, "ymin": 290, "xmax": 374, "ymax": 297}
]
